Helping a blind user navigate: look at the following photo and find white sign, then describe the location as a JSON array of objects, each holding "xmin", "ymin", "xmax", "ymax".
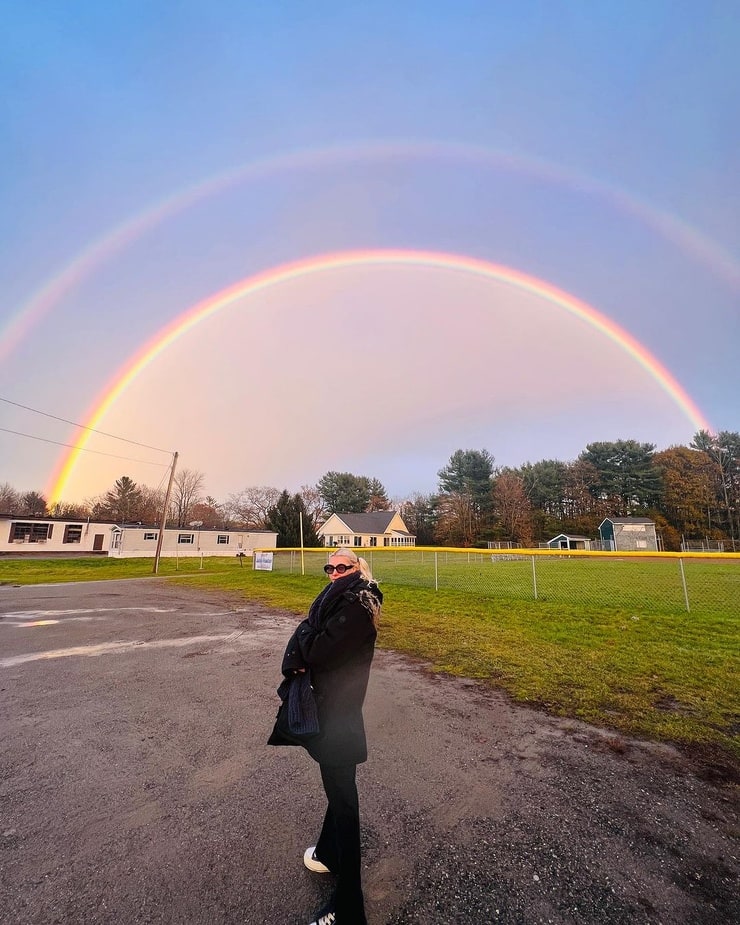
[{"xmin": 254, "ymin": 551, "xmax": 274, "ymax": 571}]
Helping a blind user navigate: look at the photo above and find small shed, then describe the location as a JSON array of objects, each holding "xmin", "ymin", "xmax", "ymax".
[
  {"xmin": 546, "ymin": 533, "xmax": 593, "ymax": 551},
  {"xmin": 599, "ymin": 517, "xmax": 658, "ymax": 552}
]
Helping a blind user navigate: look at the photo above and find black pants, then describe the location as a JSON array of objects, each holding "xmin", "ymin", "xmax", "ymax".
[{"xmin": 315, "ymin": 763, "xmax": 367, "ymax": 924}]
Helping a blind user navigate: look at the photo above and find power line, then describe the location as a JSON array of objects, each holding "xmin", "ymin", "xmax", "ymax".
[
  {"xmin": 0, "ymin": 427, "xmax": 171, "ymax": 468},
  {"xmin": 0, "ymin": 396, "xmax": 172, "ymax": 454}
]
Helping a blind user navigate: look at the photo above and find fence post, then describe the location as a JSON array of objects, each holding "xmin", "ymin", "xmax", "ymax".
[
  {"xmin": 531, "ymin": 555, "xmax": 538, "ymax": 600},
  {"xmin": 434, "ymin": 551, "xmax": 439, "ymax": 592},
  {"xmin": 678, "ymin": 558, "xmax": 690, "ymax": 612}
]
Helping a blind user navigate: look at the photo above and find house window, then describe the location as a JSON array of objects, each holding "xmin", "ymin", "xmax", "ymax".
[
  {"xmin": 178, "ymin": 533, "xmax": 194, "ymax": 544},
  {"xmin": 143, "ymin": 532, "xmax": 158, "ymax": 541},
  {"xmin": 10, "ymin": 522, "xmax": 53, "ymax": 543},
  {"xmin": 354, "ymin": 536, "xmax": 362, "ymax": 546},
  {"xmin": 383, "ymin": 537, "xmax": 389, "ymax": 546},
  {"xmin": 63, "ymin": 524, "xmax": 83, "ymax": 544},
  {"xmin": 369, "ymin": 536, "xmax": 377, "ymax": 547},
  {"xmin": 217, "ymin": 535, "xmax": 229, "ymax": 544}
]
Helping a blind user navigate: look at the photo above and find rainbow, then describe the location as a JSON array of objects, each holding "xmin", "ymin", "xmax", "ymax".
[
  {"xmin": 5, "ymin": 139, "xmax": 740, "ymax": 364},
  {"xmin": 47, "ymin": 248, "xmax": 712, "ymax": 503}
]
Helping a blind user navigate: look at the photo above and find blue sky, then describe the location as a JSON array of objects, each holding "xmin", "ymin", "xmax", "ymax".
[{"xmin": 2, "ymin": 1, "xmax": 738, "ymax": 503}]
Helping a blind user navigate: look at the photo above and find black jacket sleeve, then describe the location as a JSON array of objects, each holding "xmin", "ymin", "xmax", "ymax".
[
  {"xmin": 293, "ymin": 597, "xmax": 375, "ymax": 672},
  {"xmin": 280, "ymin": 625, "xmax": 308, "ymax": 676}
]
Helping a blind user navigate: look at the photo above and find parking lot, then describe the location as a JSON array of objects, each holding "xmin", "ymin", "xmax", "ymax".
[{"xmin": 1, "ymin": 579, "xmax": 737, "ymax": 924}]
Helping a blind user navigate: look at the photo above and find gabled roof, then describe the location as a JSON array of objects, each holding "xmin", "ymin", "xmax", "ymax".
[
  {"xmin": 330, "ymin": 511, "xmax": 399, "ymax": 534},
  {"xmin": 549, "ymin": 534, "xmax": 591, "ymax": 541},
  {"xmin": 601, "ymin": 517, "xmax": 655, "ymax": 525}
]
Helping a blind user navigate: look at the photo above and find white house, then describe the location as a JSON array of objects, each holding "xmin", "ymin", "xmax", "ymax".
[
  {"xmin": 318, "ymin": 511, "xmax": 416, "ymax": 548},
  {"xmin": 0, "ymin": 514, "xmax": 277, "ymax": 558}
]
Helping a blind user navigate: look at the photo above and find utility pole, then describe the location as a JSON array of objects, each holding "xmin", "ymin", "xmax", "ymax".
[{"xmin": 153, "ymin": 451, "xmax": 178, "ymax": 574}]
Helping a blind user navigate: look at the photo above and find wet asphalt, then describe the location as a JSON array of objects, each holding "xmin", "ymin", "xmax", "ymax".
[{"xmin": 0, "ymin": 579, "xmax": 737, "ymax": 925}]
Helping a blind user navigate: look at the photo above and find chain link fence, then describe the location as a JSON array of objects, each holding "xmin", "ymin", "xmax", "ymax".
[{"xmin": 255, "ymin": 547, "xmax": 739, "ymax": 616}]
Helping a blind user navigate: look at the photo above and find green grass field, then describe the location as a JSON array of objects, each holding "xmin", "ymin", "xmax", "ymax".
[{"xmin": 2, "ymin": 553, "xmax": 738, "ymax": 771}]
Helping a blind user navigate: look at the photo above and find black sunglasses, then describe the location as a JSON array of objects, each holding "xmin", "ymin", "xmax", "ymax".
[{"xmin": 324, "ymin": 563, "xmax": 355, "ymax": 574}]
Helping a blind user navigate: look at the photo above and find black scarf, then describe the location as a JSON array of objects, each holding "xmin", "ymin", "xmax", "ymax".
[{"xmin": 307, "ymin": 570, "xmax": 363, "ymax": 627}]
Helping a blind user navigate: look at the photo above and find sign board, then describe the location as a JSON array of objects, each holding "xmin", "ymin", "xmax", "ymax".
[{"xmin": 254, "ymin": 551, "xmax": 274, "ymax": 571}]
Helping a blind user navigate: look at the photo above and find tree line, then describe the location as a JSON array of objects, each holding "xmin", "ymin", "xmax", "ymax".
[{"xmin": 1, "ymin": 430, "xmax": 738, "ymax": 551}]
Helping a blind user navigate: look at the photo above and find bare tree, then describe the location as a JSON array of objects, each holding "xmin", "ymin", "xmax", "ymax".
[
  {"xmin": 47, "ymin": 500, "xmax": 91, "ymax": 518},
  {"xmin": 189, "ymin": 498, "xmax": 225, "ymax": 529},
  {"xmin": 397, "ymin": 493, "xmax": 438, "ymax": 546},
  {"xmin": 225, "ymin": 486, "xmax": 281, "ymax": 528},
  {"xmin": 299, "ymin": 484, "xmax": 327, "ymax": 525},
  {"xmin": 434, "ymin": 491, "xmax": 479, "ymax": 547},
  {"xmin": 493, "ymin": 470, "xmax": 534, "ymax": 547},
  {"xmin": 139, "ymin": 485, "xmax": 166, "ymax": 525},
  {"xmin": 0, "ymin": 482, "xmax": 20, "ymax": 513},
  {"xmin": 170, "ymin": 468, "xmax": 206, "ymax": 527}
]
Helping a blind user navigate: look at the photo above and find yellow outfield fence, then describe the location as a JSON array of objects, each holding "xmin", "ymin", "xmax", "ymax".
[{"xmin": 253, "ymin": 547, "xmax": 740, "ymax": 616}]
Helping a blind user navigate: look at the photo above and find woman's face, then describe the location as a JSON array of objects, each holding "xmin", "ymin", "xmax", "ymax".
[{"xmin": 325, "ymin": 554, "xmax": 358, "ymax": 582}]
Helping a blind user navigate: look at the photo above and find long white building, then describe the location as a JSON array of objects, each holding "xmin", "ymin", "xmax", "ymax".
[{"xmin": 0, "ymin": 514, "xmax": 277, "ymax": 558}]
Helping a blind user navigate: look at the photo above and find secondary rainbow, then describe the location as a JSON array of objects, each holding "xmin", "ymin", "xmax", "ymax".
[
  {"xmin": 47, "ymin": 248, "xmax": 712, "ymax": 502},
  {"xmin": 5, "ymin": 139, "xmax": 739, "ymax": 364}
]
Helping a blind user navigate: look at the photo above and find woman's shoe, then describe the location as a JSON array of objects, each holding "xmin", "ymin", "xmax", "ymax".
[
  {"xmin": 308, "ymin": 903, "xmax": 336, "ymax": 925},
  {"xmin": 303, "ymin": 846, "xmax": 331, "ymax": 873}
]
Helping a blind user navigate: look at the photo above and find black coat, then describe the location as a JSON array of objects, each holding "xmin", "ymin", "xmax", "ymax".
[{"xmin": 268, "ymin": 576, "xmax": 381, "ymax": 766}]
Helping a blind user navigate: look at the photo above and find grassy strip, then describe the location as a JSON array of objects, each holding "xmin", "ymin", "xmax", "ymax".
[
  {"xmin": 3, "ymin": 557, "xmax": 738, "ymax": 766},
  {"xmin": 0, "ymin": 556, "xmax": 236, "ymax": 583}
]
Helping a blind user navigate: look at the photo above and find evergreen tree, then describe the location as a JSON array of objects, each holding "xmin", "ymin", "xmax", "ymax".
[
  {"xmin": 265, "ymin": 491, "xmax": 321, "ymax": 547},
  {"xmin": 579, "ymin": 440, "xmax": 662, "ymax": 514},
  {"xmin": 317, "ymin": 471, "xmax": 372, "ymax": 513},
  {"xmin": 436, "ymin": 448, "xmax": 495, "ymax": 543},
  {"xmin": 102, "ymin": 476, "xmax": 143, "ymax": 523},
  {"xmin": 20, "ymin": 491, "xmax": 48, "ymax": 516}
]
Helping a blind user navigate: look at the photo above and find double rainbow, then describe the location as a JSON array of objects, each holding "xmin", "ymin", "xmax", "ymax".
[{"xmin": 48, "ymin": 248, "xmax": 711, "ymax": 503}]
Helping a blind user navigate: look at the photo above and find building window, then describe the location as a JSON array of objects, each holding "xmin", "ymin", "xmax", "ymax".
[
  {"xmin": 369, "ymin": 536, "xmax": 377, "ymax": 547},
  {"xmin": 178, "ymin": 533, "xmax": 194, "ymax": 544},
  {"xmin": 217, "ymin": 535, "xmax": 229, "ymax": 544},
  {"xmin": 354, "ymin": 536, "xmax": 362, "ymax": 546},
  {"xmin": 143, "ymin": 532, "xmax": 158, "ymax": 541},
  {"xmin": 10, "ymin": 522, "xmax": 53, "ymax": 543},
  {"xmin": 63, "ymin": 524, "xmax": 83, "ymax": 544}
]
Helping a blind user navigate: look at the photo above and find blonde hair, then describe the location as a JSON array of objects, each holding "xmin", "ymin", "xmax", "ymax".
[
  {"xmin": 331, "ymin": 546, "xmax": 374, "ymax": 581},
  {"xmin": 330, "ymin": 547, "xmax": 381, "ymax": 625}
]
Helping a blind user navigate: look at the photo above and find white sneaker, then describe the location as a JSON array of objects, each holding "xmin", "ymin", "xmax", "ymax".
[
  {"xmin": 308, "ymin": 905, "xmax": 336, "ymax": 925},
  {"xmin": 303, "ymin": 845, "xmax": 331, "ymax": 873}
]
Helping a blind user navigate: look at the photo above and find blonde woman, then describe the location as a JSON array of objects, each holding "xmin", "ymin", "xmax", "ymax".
[{"xmin": 269, "ymin": 548, "xmax": 382, "ymax": 925}]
